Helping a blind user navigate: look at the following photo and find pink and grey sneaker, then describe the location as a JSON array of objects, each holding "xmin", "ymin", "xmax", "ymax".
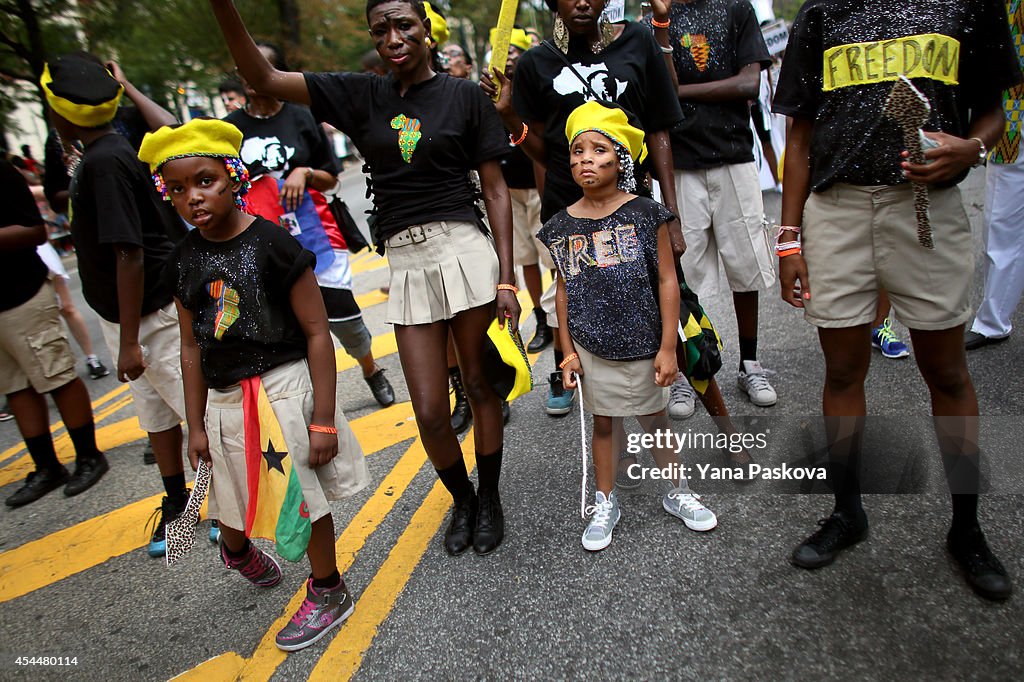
[
  {"xmin": 275, "ymin": 578, "xmax": 355, "ymax": 652},
  {"xmin": 220, "ymin": 539, "xmax": 283, "ymax": 588}
]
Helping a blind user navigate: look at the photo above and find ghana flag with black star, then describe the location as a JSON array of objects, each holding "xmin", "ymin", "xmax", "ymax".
[{"xmin": 240, "ymin": 375, "xmax": 311, "ymax": 562}]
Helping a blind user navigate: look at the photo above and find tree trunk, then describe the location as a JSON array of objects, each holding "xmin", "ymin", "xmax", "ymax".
[{"xmin": 16, "ymin": 0, "xmax": 50, "ymax": 115}]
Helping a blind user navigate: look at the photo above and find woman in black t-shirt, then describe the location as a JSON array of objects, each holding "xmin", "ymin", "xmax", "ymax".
[{"xmin": 208, "ymin": 0, "xmax": 519, "ymax": 556}]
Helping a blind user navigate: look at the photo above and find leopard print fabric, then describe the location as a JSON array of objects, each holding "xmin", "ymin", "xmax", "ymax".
[
  {"xmin": 882, "ymin": 76, "xmax": 933, "ymax": 249},
  {"xmin": 165, "ymin": 459, "xmax": 212, "ymax": 566}
]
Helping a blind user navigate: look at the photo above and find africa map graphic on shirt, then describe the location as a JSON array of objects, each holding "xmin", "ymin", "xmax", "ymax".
[
  {"xmin": 992, "ymin": 0, "xmax": 1023, "ymax": 163},
  {"xmin": 681, "ymin": 34, "xmax": 710, "ymax": 71},
  {"xmin": 239, "ymin": 135, "xmax": 296, "ymax": 177},
  {"xmin": 206, "ymin": 280, "xmax": 240, "ymax": 340},
  {"xmin": 553, "ymin": 62, "xmax": 629, "ymax": 101},
  {"xmin": 390, "ymin": 114, "xmax": 422, "ymax": 163}
]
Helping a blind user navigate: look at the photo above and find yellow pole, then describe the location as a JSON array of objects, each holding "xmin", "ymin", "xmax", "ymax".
[{"xmin": 488, "ymin": 0, "xmax": 520, "ymax": 100}]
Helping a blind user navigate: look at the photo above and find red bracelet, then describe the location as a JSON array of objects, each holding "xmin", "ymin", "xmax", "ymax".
[
  {"xmin": 509, "ymin": 122, "xmax": 529, "ymax": 146},
  {"xmin": 309, "ymin": 424, "xmax": 338, "ymax": 435},
  {"xmin": 652, "ymin": 17, "xmax": 671, "ymax": 28}
]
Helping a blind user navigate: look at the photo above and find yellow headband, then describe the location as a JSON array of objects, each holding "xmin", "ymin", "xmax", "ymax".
[
  {"xmin": 137, "ymin": 119, "xmax": 244, "ymax": 173},
  {"xmin": 565, "ymin": 100, "xmax": 648, "ymax": 164},
  {"xmin": 40, "ymin": 63, "xmax": 123, "ymax": 128},
  {"xmin": 489, "ymin": 27, "xmax": 532, "ymax": 54},
  {"xmin": 423, "ymin": 3, "xmax": 449, "ymax": 46}
]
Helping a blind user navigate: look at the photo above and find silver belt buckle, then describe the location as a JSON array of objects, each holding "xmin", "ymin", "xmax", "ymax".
[{"xmin": 409, "ymin": 225, "xmax": 427, "ymax": 244}]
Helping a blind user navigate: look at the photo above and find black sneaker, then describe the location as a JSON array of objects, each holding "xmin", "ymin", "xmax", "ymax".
[
  {"xmin": 365, "ymin": 368, "xmax": 395, "ymax": 407},
  {"xmin": 87, "ymin": 358, "xmax": 110, "ymax": 380},
  {"xmin": 5, "ymin": 466, "xmax": 70, "ymax": 507},
  {"xmin": 450, "ymin": 370, "xmax": 472, "ymax": 436},
  {"xmin": 791, "ymin": 511, "xmax": 869, "ymax": 569},
  {"xmin": 947, "ymin": 526, "xmax": 1013, "ymax": 601},
  {"xmin": 147, "ymin": 494, "xmax": 188, "ymax": 558},
  {"xmin": 444, "ymin": 494, "xmax": 477, "ymax": 555},
  {"xmin": 64, "ymin": 453, "xmax": 109, "ymax": 496},
  {"xmin": 473, "ymin": 487, "xmax": 505, "ymax": 555},
  {"xmin": 527, "ymin": 319, "xmax": 553, "ymax": 353},
  {"xmin": 143, "ymin": 442, "xmax": 156, "ymax": 465}
]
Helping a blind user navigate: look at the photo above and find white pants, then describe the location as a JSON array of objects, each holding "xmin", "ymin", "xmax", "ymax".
[{"xmin": 971, "ymin": 156, "xmax": 1024, "ymax": 338}]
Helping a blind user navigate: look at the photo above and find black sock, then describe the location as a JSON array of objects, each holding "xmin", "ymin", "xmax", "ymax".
[
  {"xmin": 951, "ymin": 494, "xmax": 979, "ymax": 535},
  {"xmin": 534, "ymin": 307, "xmax": 547, "ymax": 327},
  {"xmin": 311, "ymin": 569, "xmax": 342, "ymax": 589},
  {"xmin": 554, "ymin": 349, "xmax": 564, "ymax": 371},
  {"xmin": 738, "ymin": 336, "xmax": 757, "ymax": 370},
  {"xmin": 436, "ymin": 456, "xmax": 475, "ymax": 502},
  {"xmin": 224, "ymin": 538, "xmax": 250, "ymax": 558},
  {"xmin": 826, "ymin": 419, "xmax": 865, "ymax": 521},
  {"xmin": 24, "ymin": 433, "xmax": 62, "ymax": 473},
  {"xmin": 477, "ymin": 447, "xmax": 503, "ymax": 492},
  {"xmin": 67, "ymin": 421, "xmax": 100, "ymax": 461},
  {"xmin": 162, "ymin": 472, "xmax": 188, "ymax": 501}
]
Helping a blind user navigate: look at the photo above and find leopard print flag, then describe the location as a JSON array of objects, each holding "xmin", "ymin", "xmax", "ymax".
[
  {"xmin": 882, "ymin": 75, "xmax": 933, "ymax": 249},
  {"xmin": 165, "ymin": 459, "xmax": 212, "ymax": 566}
]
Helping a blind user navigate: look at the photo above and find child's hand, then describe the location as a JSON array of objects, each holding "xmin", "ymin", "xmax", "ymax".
[
  {"xmin": 562, "ymin": 358, "xmax": 582, "ymax": 390},
  {"xmin": 187, "ymin": 429, "xmax": 211, "ymax": 472},
  {"xmin": 653, "ymin": 348, "xmax": 678, "ymax": 387},
  {"xmin": 308, "ymin": 430, "xmax": 339, "ymax": 468}
]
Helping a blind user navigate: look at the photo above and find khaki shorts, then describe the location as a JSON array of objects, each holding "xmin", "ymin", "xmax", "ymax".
[
  {"xmin": 99, "ymin": 303, "xmax": 185, "ymax": 433},
  {"xmin": 0, "ymin": 280, "xmax": 77, "ymax": 395},
  {"xmin": 385, "ymin": 220, "xmax": 498, "ymax": 326},
  {"xmin": 510, "ymin": 188, "xmax": 554, "ymax": 270},
  {"xmin": 676, "ymin": 162, "xmax": 776, "ymax": 295},
  {"xmin": 575, "ymin": 342, "xmax": 668, "ymax": 417},
  {"xmin": 205, "ymin": 359, "xmax": 370, "ymax": 531},
  {"xmin": 802, "ymin": 184, "xmax": 973, "ymax": 330}
]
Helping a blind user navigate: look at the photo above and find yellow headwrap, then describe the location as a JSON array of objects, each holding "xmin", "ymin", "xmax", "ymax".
[
  {"xmin": 423, "ymin": 3, "xmax": 450, "ymax": 46},
  {"xmin": 137, "ymin": 119, "xmax": 244, "ymax": 173},
  {"xmin": 40, "ymin": 60, "xmax": 124, "ymax": 128},
  {"xmin": 489, "ymin": 27, "xmax": 532, "ymax": 54},
  {"xmin": 565, "ymin": 101, "xmax": 648, "ymax": 164}
]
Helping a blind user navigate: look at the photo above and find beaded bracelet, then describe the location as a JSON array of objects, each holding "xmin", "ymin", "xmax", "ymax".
[
  {"xmin": 558, "ymin": 353, "xmax": 580, "ymax": 370},
  {"xmin": 510, "ymin": 122, "xmax": 529, "ymax": 146},
  {"xmin": 309, "ymin": 424, "xmax": 338, "ymax": 435},
  {"xmin": 497, "ymin": 283, "xmax": 519, "ymax": 294},
  {"xmin": 652, "ymin": 17, "xmax": 671, "ymax": 28}
]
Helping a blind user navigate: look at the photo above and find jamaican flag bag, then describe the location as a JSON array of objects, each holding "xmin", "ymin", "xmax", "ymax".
[{"xmin": 676, "ymin": 279, "xmax": 723, "ymax": 394}]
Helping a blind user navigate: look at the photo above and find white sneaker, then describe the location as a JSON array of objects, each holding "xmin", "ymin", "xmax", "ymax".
[
  {"xmin": 667, "ymin": 373, "xmax": 696, "ymax": 419},
  {"xmin": 738, "ymin": 360, "xmax": 777, "ymax": 407},
  {"xmin": 582, "ymin": 491, "xmax": 621, "ymax": 551},
  {"xmin": 662, "ymin": 487, "xmax": 717, "ymax": 531}
]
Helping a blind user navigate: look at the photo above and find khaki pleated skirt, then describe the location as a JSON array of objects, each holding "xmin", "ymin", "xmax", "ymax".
[
  {"xmin": 385, "ymin": 220, "xmax": 499, "ymax": 326},
  {"xmin": 575, "ymin": 342, "xmax": 669, "ymax": 417}
]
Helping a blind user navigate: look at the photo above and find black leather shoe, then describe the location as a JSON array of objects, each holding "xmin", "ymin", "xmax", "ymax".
[
  {"xmin": 64, "ymin": 454, "xmax": 109, "ymax": 497},
  {"xmin": 964, "ymin": 330, "xmax": 1009, "ymax": 351},
  {"xmin": 473, "ymin": 487, "xmax": 505, "ymax": 555},
  {"xmin": 527, "ymin": 320, "xmax": 553, "ymax": 353},
  {"xmin": 791, "ymin": 511, "xmax": 868, "ymax": 569},
  {"xmin": 449, "ymin": 370, "xmax": 472, "ymax": 436},
  {"xmin": 444, "ymin": 494, "xmax": 477, "ymax": 555},
  {"xmin": 948, "ymin": 526, "xmax": 1013, "ymax": 601},
  {"xmin": 5, "ymin": 466, "xmax": 69, "ymax": 507},
  {"xmin": 365, "ymin": 368, "xmax": 396, "ymax": 407}
]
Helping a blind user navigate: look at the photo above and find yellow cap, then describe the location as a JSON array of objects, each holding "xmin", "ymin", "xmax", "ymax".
[
  {"xmin": 489, "ymin": 27, "xmax": 532, "ymax": 54},
  {"xmin": 40, "ymin": 58, "xmax": 124, "ymax": 128},
  {"xmin": 423, "ymin": 3, "xmax": 449, "ymax": 46},
  {"xmin": 481, "ymin": 319, "xmax": 533, "ymax": 402},
  {"xmin": 565, "ymin": 100, "xmax": 648, "ymax": 164},
  {"xmin": 137, "ymin": 118, "xmax": 244, "ymax": 173}
]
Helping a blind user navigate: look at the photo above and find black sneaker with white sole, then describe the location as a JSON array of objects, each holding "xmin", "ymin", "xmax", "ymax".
[
  {"xmin": 791, "ymin": 511, "xmax": 868, "ymax": 569},
  {"xmin": 947, "ymin": 526, "xmax": 1013, "ymax": 601}
]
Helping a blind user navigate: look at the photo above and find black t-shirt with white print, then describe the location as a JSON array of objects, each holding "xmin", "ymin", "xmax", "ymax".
[
  {"xmin": 303, "ymin": 72, "xmax": 509, "ymax": 245},
  {"xmin": 0, "ymin": 159, "xmax": 48, "ymax": 313},
  {"xmin": 773, "ymin": 0, "xmax": 1023, "ymax": 192},
  {"xmin": 512, "ymin": 22, "xmax": 684, "ymax": 222},
  {"xmin": 643, "ymin": 0, "xmax": 771, "ymax": 169},
  {"xmin": 537, "ymin": 196, "xmax": 675, "ymax": 362},
  {"xmin": 225, "ymin": 103, "xmax": 341, "ymax": 179},
  {"xmin": 165, "ymin": 217, "xmax": 315, "ymax": 389}
]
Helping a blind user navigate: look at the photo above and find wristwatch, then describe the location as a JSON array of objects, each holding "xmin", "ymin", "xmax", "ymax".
[{"xmin": 971, "ymin": 137, "xmax": 987, "ymax": 167}]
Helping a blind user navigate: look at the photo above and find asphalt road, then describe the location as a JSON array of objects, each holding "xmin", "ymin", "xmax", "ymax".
[{"xmin": 0, "ymin": 166, "xmax": 1021, "ymax": 681}]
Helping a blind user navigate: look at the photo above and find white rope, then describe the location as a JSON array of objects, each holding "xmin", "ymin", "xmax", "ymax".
[{"xmin": 575, "ymin": 372, "xmax": 589, "ymax": 518}]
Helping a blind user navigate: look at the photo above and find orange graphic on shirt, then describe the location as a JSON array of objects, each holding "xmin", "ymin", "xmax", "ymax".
[{"xmin": 681, "ymin": 34, "xmax": 710, "ymax": 71}]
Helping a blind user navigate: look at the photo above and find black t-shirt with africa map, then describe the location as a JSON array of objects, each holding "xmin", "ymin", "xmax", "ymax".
[
  {"xmin": 537, "ymin": 196, "xmax": 675, "ymax": 362},
  {"xmin": 225, "ymin": 102, "xmax": 340, "ymax": 179},
  {"xmin": 513, "ymin": 22, "xmax": 683, "ymax": 222},
  {"xmin": 643, "ymin": 0, "xmax": 771, "ymax": 170},
  {"xmin": 773, "ymin": 0, "xmax": 1023, "ymax": 192}
]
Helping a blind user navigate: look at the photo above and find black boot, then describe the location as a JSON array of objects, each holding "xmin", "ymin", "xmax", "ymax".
[
  {"xmin": 449, "ymin": 367, "xmax": 472, "ymax": 435},
  {"xmin": 445, "ymin": 494, "xmax": 478, "ymax": 555},
  {"xmin": 527, "ymin": 310, "xmax": 553, "ymax": 353},
  {"xmin": 473, "ymin": 487, "xmax": 505, "ymax": 554}
]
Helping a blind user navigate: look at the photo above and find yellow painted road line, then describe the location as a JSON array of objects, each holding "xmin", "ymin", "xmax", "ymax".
[
  {"xmin": 353, "ymin": 288, "xmax": 389, "ymax": 310},
  {"xmin": 0, "ymin": 404, "xmax": 421, "ymax": 603},
  {"xmin": 351, "ymin": 256, "xmax": 388, "ymax": 275},
  {"xmin": 171, "ymin": 435, "xmax": 432, "ymax": 682},
  {"xmin": 336, "ymin": 332, "xmax": 398, "ymax": 372},
  {"xmin": 309, "ymin": 436, "xmax": 477, "ymax": 681}
]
